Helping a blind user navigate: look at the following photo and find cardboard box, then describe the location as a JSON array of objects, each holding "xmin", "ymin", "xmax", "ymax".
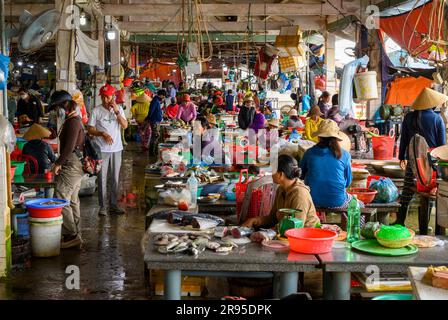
[
  {"xmin": 280, "ymin": 26, "xmax": 302, "ymax": 36},
  {"xmin": 278, "ymin": 56, "xmax": 301, "ymax": 72},
  {"xmin": 275, "ymin": 36, "xmax": 305, "ymax": 57}
]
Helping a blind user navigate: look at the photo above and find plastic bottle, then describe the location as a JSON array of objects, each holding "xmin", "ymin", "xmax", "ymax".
[
  {"xmin": 187, "ymin": 172, "xmax": 198, "ymax": 208},
  {"xmin": 347, "ymin": 196, "xmax": 361, "ymax": 243}
]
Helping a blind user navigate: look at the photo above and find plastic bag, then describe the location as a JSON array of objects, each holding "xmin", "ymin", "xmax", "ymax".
[
  {"xmin": 0, "ymin": 115, "xmax": 16, "ymax": 153},
  {"xmin": 159, "ymin": 188, "xmax": 192, "ymax": 207},
  {"xmin": 369, "ymin": 177, "xmax": 399, "ymax": 203},
  {"xmin": 0, "ymin": 54, "xmax": 10, "ymax": 90}
]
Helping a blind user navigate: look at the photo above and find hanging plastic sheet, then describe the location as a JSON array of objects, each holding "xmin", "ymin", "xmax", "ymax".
[
  {"xmin": 0, "ymin": 54, "xmax": 10, "ymax": 90},
  {"xmin": 75, "ymin": 30, "xmax": 104, "ymax": 67},
  {"xmin": 338, "ymin": 55, "xmax": 369, "ymax": 117},
  {"xmin": 0, "ymin": 115, "xmax": 16, "ymax": 153}
]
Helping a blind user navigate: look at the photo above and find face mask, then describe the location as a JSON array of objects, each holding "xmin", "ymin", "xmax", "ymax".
[{"xmin": 20, "ymin": 94, "xmax": 27, "ymax": 100}]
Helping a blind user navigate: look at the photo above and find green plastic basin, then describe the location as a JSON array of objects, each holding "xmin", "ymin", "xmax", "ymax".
[
  {"xmin": 372, "ymin": 294, "xmax": 413, "ymax": 300},
  {"xmin": 11, "ymin": 161, "xmax": 26, "ymax": 176}
]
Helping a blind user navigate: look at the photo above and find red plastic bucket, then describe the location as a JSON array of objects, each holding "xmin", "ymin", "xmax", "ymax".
[
  {"xmin": 285, "ymin": 228, "xmax": 337, "ymax": 254},
  {"xmin": 372, "ymin": 129, "xmax": 395, "ymax": 160}
]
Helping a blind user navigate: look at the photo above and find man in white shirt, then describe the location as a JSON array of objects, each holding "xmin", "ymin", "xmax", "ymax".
[{"xmin": 88, "ymin": 84, "xmax": 128, "ymax": 216}]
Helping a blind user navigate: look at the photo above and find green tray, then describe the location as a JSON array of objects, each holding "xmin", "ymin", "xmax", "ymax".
[{"xmin": 351, "ymin": 239, "xmax": 419, "ymax": 256}]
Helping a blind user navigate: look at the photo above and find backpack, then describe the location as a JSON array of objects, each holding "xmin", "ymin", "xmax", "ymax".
[{"xmin": 74, "ymin": 135, "xmax": 102, "ymax": 176}]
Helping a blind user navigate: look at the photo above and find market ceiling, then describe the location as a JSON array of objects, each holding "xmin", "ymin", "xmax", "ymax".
[{"xmin": 8, "ymin": 0, "xmax": 363, "ymax": 36}]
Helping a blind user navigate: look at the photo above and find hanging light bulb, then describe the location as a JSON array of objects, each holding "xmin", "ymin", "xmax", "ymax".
[
  {"xmin": 107, "ymin": 29, "xmax": 116, "ymax": 40},
  {"xmin": 43, "ymin": 69, "xmax": 48, "ymax": 74},
  {"xmin": 79, "ymin": 10, "xmax": 87, "ymax": 26},
  {"xmin": 17, "ymin": 61, "xmax": 23, "ymax": 66}
]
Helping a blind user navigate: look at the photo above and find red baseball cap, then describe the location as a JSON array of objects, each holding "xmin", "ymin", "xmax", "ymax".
[
  {"xmin": 99, "ymin": 84, "xmax": 116, "ymax": 97},
  {"xmin": 214, "ymin": 96, "xmax": 223, "ymax": 105},
  {"xmin": 183, "ymin": 94, "xmax": 191, "ymax": 102}
]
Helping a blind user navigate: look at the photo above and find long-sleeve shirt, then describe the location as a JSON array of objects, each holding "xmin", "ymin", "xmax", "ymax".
[
  {"xmin": 399, "ymin": 109, "xmax": 446, "ymax": 160},
  {"xmin": 146, "ymin": 96, "xmax": 163, "ymax": 124},
  {"xmin": 17, "ymin": 95, "xmax": 43, "ymax": 123},
  {"xmin": 300, "ymin": 145, "xmax": 352, "ymax": 208},
  {"xmin": 263, "ymin": 179, "xmax": 320, "ymax": 228},
  {"xmin": 131, "ymin": 102, "xmax": 150, "ymax": 124},
  {"xmin": 176, "ymin": 102, "xmax": 197, "ymax": 123},
  {"xmin": 249, "ymin": 112, "xmax": 266, "ymax": 133},
  {"xmin": 56, "ymin": 116, "xmax": 85, "ymax": 166},
  {"xmin": 22, "ymin": 140, "xmax": 56, "ymax": 173},
  {"xmin": 238, "ymin": 106, "xmax": 255, "ymax": 130},
  {"xmin": 304, "ymin": 117, "xmax": 323, "ymax": 142},
  {"xmin": 166, "ymin": 104, "xmax": 179, "ymax": 119}
]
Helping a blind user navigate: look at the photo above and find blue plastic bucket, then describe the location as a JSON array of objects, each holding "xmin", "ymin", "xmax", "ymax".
[{"xmin": 13, "ymin": 212, "xmax": 30, "ymax": 238}]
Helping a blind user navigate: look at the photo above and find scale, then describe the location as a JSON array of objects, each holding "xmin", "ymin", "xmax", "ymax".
[{"xmin": 278, "ymin": 209, "xmax": 303, "ymax": 237}]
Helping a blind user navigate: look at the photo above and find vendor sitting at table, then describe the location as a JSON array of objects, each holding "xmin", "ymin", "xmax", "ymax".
[
  {"xmin": 17, "ymin": 87, "xmax": 44, "ymax": 126},
  {"xmin": 165, "ymin": 97, "xmax": 179, "ymax": 120},
  {"xmin": 286, "ymin": 109, "xmax": 304, "ymax": 128},
  {"xmin": 300, "ymin": 119, "xmax": 362, "ymax": 209},
  {"xmin": 22, "ymin": 124, "xmax": 56, "ymax": 174},
  {"xmin": 242, "ymin": 154, "xmax": 320, "ymax": 228},
  {"xmin": 176, "ymin": 94, "xmax": 197, "ymax": 124},
  {"xmin": 304, "ymin": 106, "xmax": 324, "ymax": 142}
]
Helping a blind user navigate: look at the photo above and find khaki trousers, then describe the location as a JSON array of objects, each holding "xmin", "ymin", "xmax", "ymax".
[{"xmin": 55, "ymin": 153, "xmax": 84, "ymax": 236}]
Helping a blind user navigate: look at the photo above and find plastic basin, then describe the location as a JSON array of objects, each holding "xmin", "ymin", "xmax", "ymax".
[
  {"xmin": 285, "ymin": 228, "xmax": 337, "ymax": 254},
  {"xmin": 11, "ymin": 161, "xmax": 26, "ymax": 176},
  {"xmin": 348, "ymin": 188, "xmax": 378, "ymax": 204},
  {"xmin": 372, "ymin": 294, "xmax": 413, "ymax": 300},
  {"xmin": 10, "ymin": 166, "xmax": 16, "ymax": 180},
  {"xmin": 25, "ymin": 198, "xmax": 69, "ymax": 218},
  {"xmin": 16, "ymin": 140, "xmax": 27, "ymax": 150}
]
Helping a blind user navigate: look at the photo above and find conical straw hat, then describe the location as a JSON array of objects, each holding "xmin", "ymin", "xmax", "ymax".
[
  {"xmin": 312, "ymin": 119, "xmax": 344, "ymax": 141},
  {"xmin": 412, "ymin": 88, "xmax": 448, "ymax": 110},
  {"xmin": 430, "ymin": 145, "xmax": 448, "ymax": 161},
  {"xmin": 23, "ymin": 124, "xmax": 51, "ymax": 141}
]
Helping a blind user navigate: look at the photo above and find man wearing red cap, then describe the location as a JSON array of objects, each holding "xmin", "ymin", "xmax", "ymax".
[
  {"xmin": 176, "ymin": 94, "xmax": 197, "ymax": 123},
  {"xmin": 87, "ymin": 83, "xmax": 128, "ymax": 216}
]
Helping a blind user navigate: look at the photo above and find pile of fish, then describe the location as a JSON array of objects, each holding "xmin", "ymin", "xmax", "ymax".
[
  {"xmin": 152, "ymin": 210, "xmax": 225, "ymax": 230},
  {"xmin": 153, "ymin": 233, "xmax": 238, "ymax": 255}
]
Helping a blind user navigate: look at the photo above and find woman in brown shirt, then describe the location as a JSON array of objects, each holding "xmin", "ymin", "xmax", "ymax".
[
  {"xmin": 242, "ymin": 154, "xmax": 320, "ymax": 229},
  {"xmin": 49, "ymin": 90, "xmax": 85, "ymax": 249}
]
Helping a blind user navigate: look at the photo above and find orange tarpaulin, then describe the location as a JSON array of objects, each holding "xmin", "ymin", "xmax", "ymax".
[
  {"xmin": 139, "ymin": 61, "xmax": 181, "ymax": 85},
  {"xmin": 385, "ymin": 76, "xmax": 433, "ymax": 106}
]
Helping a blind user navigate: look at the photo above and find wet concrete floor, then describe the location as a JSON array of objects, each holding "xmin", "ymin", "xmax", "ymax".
[{"xmin": 0, "ymin": 142, "xmax": 436, "ymax": 299}]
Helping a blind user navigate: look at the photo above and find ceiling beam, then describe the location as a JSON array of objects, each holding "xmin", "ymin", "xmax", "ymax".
[
  {"xmin": 103, "ymin": 3, "xmax": 355, "ymax": 16},
  {"xmin": 128, "ymin": 34, "xmax": 278, "ymax": 43},
  {"xmin": 4, "ymin": 3, "xmax": 53, "ymax": 16},
  {"xmin": 120, "ymin": 18, "xmax": 324, "ymax": 33}
]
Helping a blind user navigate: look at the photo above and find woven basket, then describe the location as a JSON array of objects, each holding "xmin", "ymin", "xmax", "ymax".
[{"xmin": 374, "ymin": 229, "xmax": 415, "ymax": 248}]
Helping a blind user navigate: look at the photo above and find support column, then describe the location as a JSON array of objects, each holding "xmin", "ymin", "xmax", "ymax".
[
  {"xmin": 325, "ymin": 30, "xmax": 336, "ymax": 95},
  {"xmin": 366, "ymin": 29, "xmax": 382, "ymax": 120},
  {"xmin": 109, "ymin": 18, "xmax": 121, "ymax": 90},
  {"xmin": 55, "ymin": 0, "xmax": 76, "ymax": 92}
]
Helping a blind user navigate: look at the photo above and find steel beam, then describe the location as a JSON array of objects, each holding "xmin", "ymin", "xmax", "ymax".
[{"xmin": 128, "ymin": 33, "xmax": 277, "ymax": 43}]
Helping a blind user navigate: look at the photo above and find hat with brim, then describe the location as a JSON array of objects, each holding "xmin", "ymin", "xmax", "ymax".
[
  {"xmin": 244, "ymin": 96, "xmax": 254, "ymax": 103},
  {"xmin": 412, "ymin": 88, "xmax": 448, "ymax": 110},
  {"xmin": 268, "ymin": 118, "xmax": 280, "ymax": 128},
  {"xmin": 23, "ymin": 124, "xmax": 51, "ymax": 141},
  {"xmin": 289, "ymin": 109, "xmax": 298, "ymax": 117},
  {"xmin": 312, "ymin": 119, "xmax": 344, "ymax": 141},
  {"xmin": 430, "ymin": 145, "xmax": 448, "ymax": 161},
  {"xmin": 99, "ymin": 84, "xmax": 116, "ymax": 97},
  {"xmin": 136, "ymin": 93, "xmax": 150, "ymax": 104}
]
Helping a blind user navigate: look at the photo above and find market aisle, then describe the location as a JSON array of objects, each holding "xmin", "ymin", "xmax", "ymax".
[{"xmin": 0, "ymin": 143, "xmax": 149, "ymax": 300}]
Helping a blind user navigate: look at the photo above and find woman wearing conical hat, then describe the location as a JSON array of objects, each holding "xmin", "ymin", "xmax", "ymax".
[
  {"xmin": 397, "ymin": 88, "xmax": 448, "ymax": 228},
  {"xmin": 22, "ymin": 124, "xmax": 56, "ymax": 174}
]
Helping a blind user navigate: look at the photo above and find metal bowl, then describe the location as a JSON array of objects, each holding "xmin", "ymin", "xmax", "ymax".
[
  {"xmin": 371, "ymin": 161, "xmax": 399, "ymax": 174},
  {"xmin": 383, "ymin": 165, "xmax": 405, "ymax": 178}
]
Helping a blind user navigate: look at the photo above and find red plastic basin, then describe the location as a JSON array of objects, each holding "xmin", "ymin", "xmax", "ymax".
[
  {"xmin": 27, "ymin": 207, "xmax": 63, "ymax": 218},
  {"xmin": 348, "ymin": 188, "xmax": 377, "ymax": 204},
  {"xmin": 10, "ymin": 166, "xmax": 16, "ymax": 180},
  {"xmin": 285, "ymin": 228, "xmax": 337, "ymax": 254}
]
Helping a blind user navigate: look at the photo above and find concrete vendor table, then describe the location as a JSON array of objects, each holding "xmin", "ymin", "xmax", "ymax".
[
  {"xmin": 144, "ymin": 240, "xmax": 319, "ymax": 300},
  {"xmin": 409, "ymin": 267, "xmax": 448, "ymax": 300},
  {"xmin": 318, "ymin": 237, "xmax": 448, "ymax": 300},
  {"xmin": 198, "ymin": 199, "xmax": 236, "ymax": 216},
  {"xmin": 12, "ymin": 174, "xmax": 56, "ymax": 188}
]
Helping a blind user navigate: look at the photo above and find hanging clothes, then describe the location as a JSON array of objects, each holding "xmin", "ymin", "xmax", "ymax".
[{"xmin": 385, "ymin": 76, "xmax": 433, "ymax": 106}]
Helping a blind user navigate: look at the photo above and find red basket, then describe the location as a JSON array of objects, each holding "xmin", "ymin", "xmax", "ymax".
[
  {"xmin": 27, "ymin": 207, "xmax": 63, "ymax": 218},
  {"xmin": 236, "ymin": 169, "xmax": 249, "ymax": 220}
]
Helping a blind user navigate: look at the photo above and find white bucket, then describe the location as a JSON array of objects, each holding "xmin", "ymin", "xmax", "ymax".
[
  {"xmin": 354, "ymin": 71, "xmax": 378, "ymax": 100},
  {"xmin": 29, "ymin": 216, "xmax": 63, "ymax": 257}
]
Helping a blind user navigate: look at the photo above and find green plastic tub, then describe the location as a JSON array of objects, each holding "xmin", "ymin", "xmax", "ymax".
[
  {"xmin": 16, "ymin": 140, "xmax": 27, "ymax": 150},
  {"xmin": 372, "ymin": 294, "xmax": 413, "ymax": 300},
  {"xmin": 11, "ymin": 161, "xmax": 26, "ymax": 176}
]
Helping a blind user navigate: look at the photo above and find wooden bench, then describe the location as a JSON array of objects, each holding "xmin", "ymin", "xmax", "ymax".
[{"xmin": 315, "ymin": 207, "xmax": 377, "ymax": 228}]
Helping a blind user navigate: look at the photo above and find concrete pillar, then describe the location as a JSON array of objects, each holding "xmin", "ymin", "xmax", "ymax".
[
  {"xmin": 325, "ymin": 31, "xmax": 336, "ymax": 95},
  {"xmin": 55, "ymin": 0, "xmax": 76, "ymax": 92},
  {"xmin": 109, "ymin": 18, "xmax": 121, "ymax": 90},
  {"xmin": 366, "ymin": 29, "xmax": 382, "ymax": 120}
]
